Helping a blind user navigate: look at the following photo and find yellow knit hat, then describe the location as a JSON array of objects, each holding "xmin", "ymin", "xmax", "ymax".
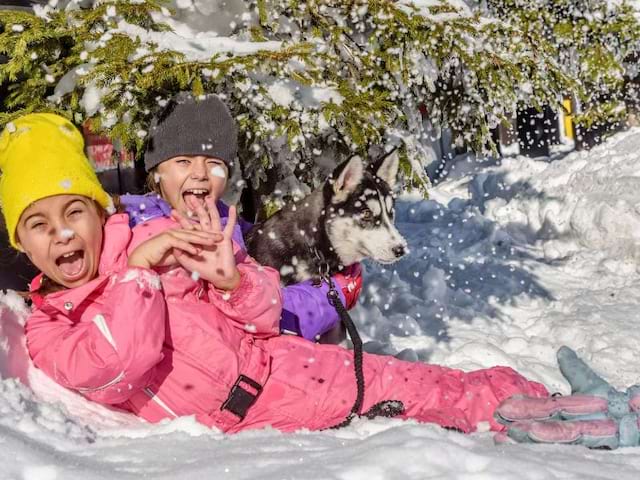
[{"xmin": 0, "ymin": 113, "xmax": 111, "ymax": 249}]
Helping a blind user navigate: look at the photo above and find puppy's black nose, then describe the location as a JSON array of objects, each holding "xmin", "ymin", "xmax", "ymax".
[{"xmin": 393, "ymin": 245, "xmax": 406, "ymax": 258}]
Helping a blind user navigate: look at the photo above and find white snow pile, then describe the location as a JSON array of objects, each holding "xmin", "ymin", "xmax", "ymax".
[{"xmin": 3, "ymin": 130, "xmax": 640, "ymax": 478}]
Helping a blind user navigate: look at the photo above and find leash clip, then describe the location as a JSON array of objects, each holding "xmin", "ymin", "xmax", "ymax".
[
  {"xmin": 318, "ymin": 261, "xmax": 332, "ymax": 285},
  {"xmin": 307, "ymin": 241, "xmax": 332, "ymax": 285}
]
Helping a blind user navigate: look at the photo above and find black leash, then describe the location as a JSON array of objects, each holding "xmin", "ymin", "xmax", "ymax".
[
  {"xmin": 311, "ymin": 247, "xmax": 404, "ymax": 429},
  {"xmin": 324, "ymin": 274, "xmax": 366, "ymax": 428}
]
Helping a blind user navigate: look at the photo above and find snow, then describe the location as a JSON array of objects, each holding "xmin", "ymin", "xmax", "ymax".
[
  {"xmin": 114, "ymin": 20, "xmax": 283, "ymax": 62},
  {"xmin": 210, "ymin": 165, "xmax": 227, "ymax": 178},
  {"xmin": 79, "ymin": 83, "xmax": 105, "ymax": 117},
  {"xmin": 4, "ymin": 130, "xmax": 640, "ymax": 476},
  {"xmin": 59, "ymin": 229, "xmax": 75, "ymax": 240},
  {"xmin": 48, "ymin": 66, "xmax": 85, "ymax": 104}
]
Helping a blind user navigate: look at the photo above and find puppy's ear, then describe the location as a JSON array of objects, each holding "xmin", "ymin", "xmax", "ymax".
[
  {"xmin": 373, "ymin": 150, "xmax": 400, "ymax": 188},
  {"xmin": 332, "ymin": 156, "xmax": 364, "ymax": 201}
]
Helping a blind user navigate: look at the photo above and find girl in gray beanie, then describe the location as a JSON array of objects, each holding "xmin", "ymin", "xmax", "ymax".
[
  {"xmin": 143, "ymin": 92, "xmax": 237, "ymax": 175},
  {"xmin": 119, "ymin": 92, "xmax": 364, "ymax": 344}
]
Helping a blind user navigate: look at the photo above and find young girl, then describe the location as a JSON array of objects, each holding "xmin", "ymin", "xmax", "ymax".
[
  {"xmin": 0, "ymin": 112, "xmax": 549, "ymax": 434},
  {"xmin": 119, "ymin": 93, "xmax": 361, "ymax": 343}
]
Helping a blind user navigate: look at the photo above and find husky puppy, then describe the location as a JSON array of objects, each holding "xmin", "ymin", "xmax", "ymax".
[{"xmin": 245, "ymin": 152, "xmax": 408, "ymax": 285}]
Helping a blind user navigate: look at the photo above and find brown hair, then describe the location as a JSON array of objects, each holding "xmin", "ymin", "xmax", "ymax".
[{"xmin": 145, "ymin": 169, "xmax": 162, "ymax": 195}]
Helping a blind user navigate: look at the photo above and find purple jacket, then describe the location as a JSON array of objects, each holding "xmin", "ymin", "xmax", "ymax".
[{"xmin": 120, "ymin": 194, "xmax": 344, "ymax": 340}]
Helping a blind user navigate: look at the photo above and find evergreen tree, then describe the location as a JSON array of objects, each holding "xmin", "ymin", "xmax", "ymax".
[
  {"xmin": 481, "ymin": 0, "xmax": 640, "ymax": 137},
  {"xmin": 0, "ymin": 0, "xmax": 579, "ymax": 213}
]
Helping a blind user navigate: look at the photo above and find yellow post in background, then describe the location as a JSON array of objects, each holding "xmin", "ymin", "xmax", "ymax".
[{"xmin": 563, "ymin": 98, "xmax": 574, "ymax": 140}]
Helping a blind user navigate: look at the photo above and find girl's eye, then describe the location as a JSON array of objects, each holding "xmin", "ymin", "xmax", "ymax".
[
  {"xmin": 176, "ymin": 159, "xmax": 190, "ymax": 165},
  {"xmin": 68, "ymin": 209, "xmax": 83, "ymax": 217},
  {"xmin": 30, "ymin": 221, "xmax": 45, "ymax": 230}
]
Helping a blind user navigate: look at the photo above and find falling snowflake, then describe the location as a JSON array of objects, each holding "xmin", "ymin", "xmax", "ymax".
[
  {"xmin": 105, "ymin": 197, "xmax": 116, "ymax": 215},
  {"xmin": 60, "ymin": 229, "xmax": 75, "ymax": 239},
  {"xmin": 280, "ymin": 265, "xmax": 294, "ymax": 277},
  {"xmin": 210, "ymin": 166, "xmax": 226, "ymax": 178}
]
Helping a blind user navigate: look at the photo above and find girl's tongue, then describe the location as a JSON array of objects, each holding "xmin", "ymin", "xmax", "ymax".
[
  {"xmin": 183, "ymin": 190, "xmax": 208, "ymax": 208},
  {"xmin": 57, "ymin": 251, "xmax": 85, "ymax": 278}
]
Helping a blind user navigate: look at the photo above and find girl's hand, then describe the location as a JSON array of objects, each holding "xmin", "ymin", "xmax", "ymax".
[
  {"xmin": 171, "ymin": 196, "xmax": 241, "ymax": 291},
  {"xmin": 128, "ymin": 228, "xmax": 222, "ymax": 270}
]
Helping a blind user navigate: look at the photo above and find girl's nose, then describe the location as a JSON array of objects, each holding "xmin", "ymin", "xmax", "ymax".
[
  {"xmin": 191, "ymin": 159, "xmax": 208, "ymax": 179},
  {"xmin": 53, "ymin": 223, "xmax": 75, "ymax": 243}
]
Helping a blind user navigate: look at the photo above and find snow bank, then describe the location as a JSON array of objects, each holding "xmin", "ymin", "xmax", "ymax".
[
  {"xmin": 355, "ymin": 128, "xmax": 640, "ymax": 394},
  {"xmin": 3, "ymin": 129, "xmax": 640, "ymax": 477}
]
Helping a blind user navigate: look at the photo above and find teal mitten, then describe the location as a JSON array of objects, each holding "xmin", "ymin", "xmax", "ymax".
[{"xmin": 495, "ymin": 346, "xmax": 640, "ymax": 449}]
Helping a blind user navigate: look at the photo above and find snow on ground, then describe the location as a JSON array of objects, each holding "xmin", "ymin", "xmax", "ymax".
[{"xmin": 3, "ymin": 130, "xmax": 640, "ymax": 478}]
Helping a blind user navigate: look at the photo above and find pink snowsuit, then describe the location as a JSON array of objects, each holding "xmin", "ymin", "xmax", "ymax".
[{"xmin": 25, "ymin": 214, "xmax": 548, "ymax": 433}]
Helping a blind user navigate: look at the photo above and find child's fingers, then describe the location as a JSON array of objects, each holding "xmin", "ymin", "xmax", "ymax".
[
  {"xmin": 189, "ymin": 197, "xmax": 213, "ymax": 231},
  {"xmin": 171, "ymin": 209, "xmax": 199, "ymax": 231},
  {"xmin": 224, "ymin": 205, "xmax": 238, "ymax": 238},
  {"xmin": 205, "ymin": 196, "xmax": 223, "ymax": 231},
  {"xmin": 171, "ymin": 210, "xmax": 195, "ymax": 230},
  {"xmin": 184, "ymin": 196, "xmax": 207, "ymax": 228},
  {"xmin": 170, "ymin": 229, "xmax": 223, "ymax": 245},
  {"xmin": 168, "ymin": 232, "xmax": 223, "ymax": 254},
  {"xmin": 167, "ymin": 237, "xmax": 202, "ymax": 256}
]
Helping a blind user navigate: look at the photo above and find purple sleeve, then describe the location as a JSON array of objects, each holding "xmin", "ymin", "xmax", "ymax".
[
  {"xmin": 215, "ymin": 202, "xmax": 346, "ymax": 340},
  {"xmin": 280, "ymin": 280, "xmax": 346, "ymax": 341},
  {"xmin": 238, "ymin": 217, "xmax": 254, "ymax": 238},
  {"xmin": 120, "ymin": 194, "xmax": 172, "ymax": 228}
]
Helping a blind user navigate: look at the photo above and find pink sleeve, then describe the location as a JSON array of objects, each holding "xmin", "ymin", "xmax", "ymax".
[
  {"xmin": 25, "ymin": 267, "xmax": 166, "ymax": 405},
  {"xmin": 207, "ymin": 247, "xmax": 282, "ymax": 338}
]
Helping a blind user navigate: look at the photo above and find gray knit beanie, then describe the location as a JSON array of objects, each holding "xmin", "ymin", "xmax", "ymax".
[{"xmin": 144, "ymin": 93, "xmax": 238, "ymax": 172}]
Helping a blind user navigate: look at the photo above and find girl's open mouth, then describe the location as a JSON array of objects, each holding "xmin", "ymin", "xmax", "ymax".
[
  {"xmin": 182, "ymin": 188, "xmax": 209, "ymax": 208},
  {"xmin": 55, "ymin": 250, "xmax": 86, "ymax": 280}
]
